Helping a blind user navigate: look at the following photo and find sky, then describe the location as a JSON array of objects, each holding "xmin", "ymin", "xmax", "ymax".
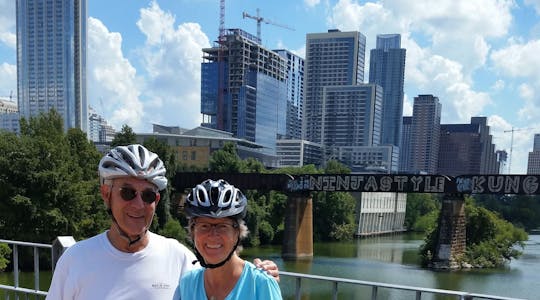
[{"xmin": 1, "ymin": 0, "xmax": 540, "ymax": 174}]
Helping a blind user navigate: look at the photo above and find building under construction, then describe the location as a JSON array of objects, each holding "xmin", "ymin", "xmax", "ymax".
[{"xmin": 200, "ymin": 28, "xmax": 288, "ymax": 154}]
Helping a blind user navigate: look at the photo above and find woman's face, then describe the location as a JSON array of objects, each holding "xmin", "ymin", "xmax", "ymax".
[{"xmin": 192, "ymin": 217, "xmax": 239, "ymax": 264}]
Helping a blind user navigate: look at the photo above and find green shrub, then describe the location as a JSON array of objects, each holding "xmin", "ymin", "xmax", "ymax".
[{"xmin": 0, "ymin": 243, "xmax": 12, "ymax": 271}]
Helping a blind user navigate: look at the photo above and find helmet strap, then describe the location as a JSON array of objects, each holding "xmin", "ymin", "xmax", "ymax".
[
  {"xmin": 193, "ymin": 236, "xmax": 240, "ymax": 269},
  {"xmin": 108, "ymin": 208, "xmax": 147, "ymax": 247}
]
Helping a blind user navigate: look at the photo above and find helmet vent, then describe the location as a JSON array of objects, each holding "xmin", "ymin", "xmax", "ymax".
[{"xmin": 137, "ymin": 146, "xmax": 146, "ymax": 165}]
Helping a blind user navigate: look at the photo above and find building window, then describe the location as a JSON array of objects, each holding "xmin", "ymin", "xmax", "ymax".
[{"xmin": 191, "ymin": 151, "xmax": 196, "ymax": 160}]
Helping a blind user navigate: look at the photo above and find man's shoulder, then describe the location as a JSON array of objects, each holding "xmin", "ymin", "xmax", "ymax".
[
  {"xmin": 54, "ymin": 232, "xmax": 106, "ymax": 265},
  {"xmin": 65, "ymin": 232, "xmax": 105, "ymax": 252}
]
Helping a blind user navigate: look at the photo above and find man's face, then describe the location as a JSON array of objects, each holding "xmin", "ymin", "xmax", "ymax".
[{"xmin": 103, "ymin": 177, "xmax": 160, "ymax": 238}]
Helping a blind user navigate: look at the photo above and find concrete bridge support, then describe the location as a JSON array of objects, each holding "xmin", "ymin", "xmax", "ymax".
[
  {"xmin": 432, "ymin": 193, "xmax": 466, "ymax": 269},
  {"xmin": 282, "ymin": 192, "xmax": 313, "ymax": 260}
]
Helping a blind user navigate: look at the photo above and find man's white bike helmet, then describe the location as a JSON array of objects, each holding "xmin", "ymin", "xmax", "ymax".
[{"xmin": 98, "ymin": 144, "xmax": 167, "ymax": 190}]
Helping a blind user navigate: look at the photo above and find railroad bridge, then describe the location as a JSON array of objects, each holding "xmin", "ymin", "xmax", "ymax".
[{"xmin": 174, "ymin": 173, "xmax": 540, "ymax": 267}]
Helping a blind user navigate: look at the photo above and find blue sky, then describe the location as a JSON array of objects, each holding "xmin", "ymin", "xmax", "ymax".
[{"xmin": 1, "ymin": 0, "xmax": 540, "ymax": 174}]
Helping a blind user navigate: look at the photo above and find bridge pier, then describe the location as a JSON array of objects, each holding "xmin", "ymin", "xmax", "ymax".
[
  {"xmin": 282, "ymin": 192, "xmax": 313, "ymax": 260},
  {"xmin": 431, "ymin": 193, "xmax": 466, "ymax": 269}
]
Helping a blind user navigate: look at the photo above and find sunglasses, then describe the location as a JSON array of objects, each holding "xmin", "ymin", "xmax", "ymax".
[{"xmin": 118, "ymin": 187, "xmax": 159, "ymax": 204}]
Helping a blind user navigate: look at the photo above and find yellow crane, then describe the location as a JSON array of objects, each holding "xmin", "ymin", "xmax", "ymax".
[{"xmin": 242, "ymin": 8, "xmax": 294, "ymax": 42}]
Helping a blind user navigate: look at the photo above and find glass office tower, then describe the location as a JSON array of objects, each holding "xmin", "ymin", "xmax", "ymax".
[
  {"xmin": 369, "ymin": 34, "xmax": 406, "ymax": 148},
  {"xmin": 16, "ymin": 0, "xmax": 87, "ymax": 132},
  {"xmin": 200, "ymin": 29, "xmax": 287, "ymax": 153}
]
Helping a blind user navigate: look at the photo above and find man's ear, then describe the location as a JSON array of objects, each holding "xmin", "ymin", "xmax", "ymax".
[
  {"xmin": 100, "ymin": 184, "xmax": 111, "ymax": 208},
  {"xmin": 154, "ymin": 192, "xmax": 161, "ymax": 206}
]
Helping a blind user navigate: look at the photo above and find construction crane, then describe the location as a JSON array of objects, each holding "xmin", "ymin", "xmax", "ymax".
[
  {"xmin": 242, "ymin": 8, "xmax": 294, "ymax": 42},
  {"xmin": 216, "ymin": 0, "xmax": 226, "ymax": 129},
  {"xmin": 503, "ymin": 127, "xmax": 536, "ymax": 173}
]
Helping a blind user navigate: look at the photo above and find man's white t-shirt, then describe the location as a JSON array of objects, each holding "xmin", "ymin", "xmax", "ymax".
[{"xmin": 46, "ymin": 231, "xmax": 197, "ymax": 300}]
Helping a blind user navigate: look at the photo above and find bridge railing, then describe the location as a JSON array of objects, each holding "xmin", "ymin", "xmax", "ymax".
[
  {"xmin": 0, "ymin": 238, "xmax": 526, "ymax": 300},
  {"xmin": 280, "ymin": 271, "xmax": 526, "ymax": 300},
  {"xmin": 0, "ymin": 239, "xmax": 51, "ymax": 300}
]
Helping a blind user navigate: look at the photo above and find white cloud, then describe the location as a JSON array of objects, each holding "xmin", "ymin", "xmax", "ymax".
[
  {"xmin": 0, "ymin": 0, "xmax": 15, "ymax": 48},
  {"xmin": 402, "ymin": 94, "xmax": 413, "ymax": 116},
  {"xmin": 87, "ymin": 17, "xmax": 144, "ymax": 130},
  {"xmin": 525, "ymin": 0, "xmax": 540, "ymax": 15},
  {"xmin": 0, "ymin": 62, "xmax": 16, "ymax": 97},
  {"xmin": 491, "ymin": 40, "xmax": 540, "ymax": 122},
  {"xmin": 518, "ymin": 83, "xmax": 535, "ymax": 100},
  {"xmin": 491, "ymin": 79, "xmax": 505, "ymax": 91},
  {"xmin": 304, "ymin": 0, "xmax": 321, "ymax": 8},
  {"xmin": 491, "ymin": 39, "xmax": 540, "ymax": 79},
  {"xmin": 134, "ymin": 1, "xmax": 210, "ymax": 129}
]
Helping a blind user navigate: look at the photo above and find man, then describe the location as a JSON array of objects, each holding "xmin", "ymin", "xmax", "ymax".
[{"xmin": 46, "ymin": 144, "xmax": 278, "ymax": 299}]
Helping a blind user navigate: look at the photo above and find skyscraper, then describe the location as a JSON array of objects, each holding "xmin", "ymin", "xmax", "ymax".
[
  {"xmin": 200, "ymin": 29, "xmax": 287, "ymax": 153},
  {"xmin": 408, "ymin": 95, "xmax": 441, "ymax": 174},
  {"xmin": 527, "ymin": 134, "xmax": 540, "ymax": 174},
  {"xmin": 438, "ymin": 117, "xmax": 499, "ymax": 176},
  {"xmin": 274, "ymin": 49, "xmax": 304, "ymax": 140},
  {"xmin": 303, "ymin": 29, "xmax": 366, "ymax": 144},
  {"xmin": 369, "ymin": 34, "xmax": 406, "ymax": 148},
  {"xmin": 16, "ymin": 0, "xmax": 87, "ymax": 132},
  {"xmin": 399, "ymin": 116, "xmax": 412, "ymax": 172}
]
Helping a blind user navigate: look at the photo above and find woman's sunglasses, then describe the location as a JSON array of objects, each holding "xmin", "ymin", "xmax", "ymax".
[{"xmin": 118, "ymin": 187, "xmax": 159, "ymax": 204}]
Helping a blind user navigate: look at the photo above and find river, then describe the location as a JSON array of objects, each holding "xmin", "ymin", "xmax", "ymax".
[
  {"xmin": 1, "ymin": 233, "xmax": 538, "ymax": 299},
  {"xmin": 243, "ymin": 233, "xmax": 539, "ymax": 300}
]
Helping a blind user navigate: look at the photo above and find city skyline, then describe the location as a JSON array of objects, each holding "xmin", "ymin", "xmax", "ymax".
[{"xmin": 1, "ymin": 0, "xmax": 540, "ymax": 173}]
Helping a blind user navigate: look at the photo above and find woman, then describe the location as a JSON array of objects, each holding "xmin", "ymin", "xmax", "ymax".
[{"xmin": 175, "ymin": 179, "xmax": 282, "ymax": 300}]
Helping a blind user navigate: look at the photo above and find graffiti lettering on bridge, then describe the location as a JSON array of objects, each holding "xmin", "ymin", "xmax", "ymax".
[
  {"xmin": 287, "ymin": 175, "xmax": 452, "ymax": 193},
  {"xmin": 456, "ymin": 175, "xmax": 540, "ymax": 194},
  {"xmin": 287, "ymin": 174, "xmax": 540, "ymax": 195}
]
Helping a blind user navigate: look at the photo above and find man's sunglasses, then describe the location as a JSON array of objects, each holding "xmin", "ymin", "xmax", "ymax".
[{"xmin": 118, "ymin": 187, "xmax": 159, "ymax": 204}]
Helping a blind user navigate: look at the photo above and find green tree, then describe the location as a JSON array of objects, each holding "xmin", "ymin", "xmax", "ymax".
[
  {"xmin": 143, "ymin": 137, "xmax": 177, "ymax": 229},
  {"xmin": 111, "ymin": 124, "xmax": 137, "ymax": 147},
  {"xmin": 405, "ymin": 193, "xmax": 440, "ymax": 231},
  {"xmin": 0, "ymin": 243, "xmax": 11, "ymax": 271},
  {"xmin": 209, "ymin": 142, "xmax": 243, "ymax": 172},
  {"xmin": 158, "ymin": 219, "xmax": 189, "ymax": 246},
  {"xmin": 0, "ymin": 111, "xmax": 109, "ymax": 269},
  {"xmin": 324, "ymin": 159, "xmax": 350, "ymax": 174},
  {"xmin": 420, "ymin": 197, "xmax": 527, "ymax": 268}
]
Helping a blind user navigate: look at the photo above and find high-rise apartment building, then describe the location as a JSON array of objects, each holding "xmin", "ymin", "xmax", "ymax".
[
  {"xmin": 16, "ymin": 0, "xmax": 87, "ymax": 132},
  {"xmin": 88, "ymin": 106, "xmax": 115, "ymax": 143},
  {"xmin": 368, "ymin": 34, "xmax": 406, "ymax": 148},
  {"xmin": 0, "ymin": 96, "xmax": 20, "ymax": 134},
  {"xmin": 274, "ymin": 49, "xmax": 304, "ymax": 140},
  {"xmin": 527, "ymin": 134, "xmax": 540, "ymax": 174},
  {"xmin": 438, "ymin": 117, "xmax": 499, "ymax": 176},
  {"xmin": 303, "ymin": 29, "xmax": 366, "ymax": 144},
  {"xmin": 200, "ymin": 29, "xmax": 287, "ymax": 153},
  {"xmin": 408, "ymin": 95, "xmax": 441, "ymax": 174},
  {"xmin": 322, "ymin": 84, "xmax": 382, "ymax": 150},
  {"xmin": 399, "ymin": 116, "xmax": 412, "ymax": 172}
]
